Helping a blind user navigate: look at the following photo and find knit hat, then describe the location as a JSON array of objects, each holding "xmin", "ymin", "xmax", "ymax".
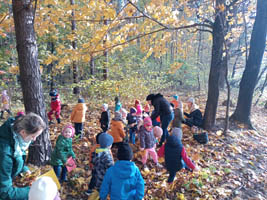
[
  {"xmin": 153, "ymin": 126, "xmax": 163, "ymax": 138},
  {"xmin": 146, "ymin": 94, "xmax": 155, "ymax": 101},
  {"xmin": 117, "ymin": 142, "xmax": 133, "ymax": 161},
  {"xmin": 78, "ymin": 98, "xmax": 85, "ymax": 103},
  {"xmin": 143, "ymin": 117, "xmax": 152, "ymax": 127},
  {"xmin": 130, "ymin": 107, "xmax": 137, "ymax": 114},
  {"xmin": 98, "ymin": 133, "xmax": 114, "ymax": 148},
  {"xmin": 187, "ymin": 97, "xmax": 195, "ymax": 104},
  {"xmin": 16, "ymin": 111, "xmax": 25, "ymax": 117},
  {"xmin": 102, "ymin": 103, "xmax": 108, "ymax": 111},
  {"xmin": 49, "ymin": 89, "xmax": 58, "ymax": 97},
  {"xmin": 172, "ymin": 127, "xmax": 183, "ymax": 141},
  {"xmin": 62, "ymin": 124, "xmax": 75, "ymax": 138},
  {"xmin": 28, "ymin": 177, "xmax": 58, "ymax": 200},
  {"xmin": 173, "ymin": 95, "xmax": 179, "ymax": 100},
  {"xmin": 120, "ymin": 108, "xmax": 127, "ymax": 118},
  {"xmin": 114, "ymin": 111, "xmax": 122, "ymax": 121}
]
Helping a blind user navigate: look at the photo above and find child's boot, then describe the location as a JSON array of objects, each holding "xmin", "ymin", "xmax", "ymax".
[{"xmin": 57, "ymin": 118, "xmax": 61, "ymax": 124}]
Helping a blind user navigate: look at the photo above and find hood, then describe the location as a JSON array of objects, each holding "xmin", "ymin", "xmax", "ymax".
[
  {"xmin": 166, "ymin": 135, "xmax": 182, "ymax": 148},
  {"xmin": 75, "ymin": 103, "xmax": 86, "ymax": 110},
  {"xmin": 152, "ymin": 93, "xmax": 163, "ymax": 105},
  {"xmin": 111, "ymin": 120, "xmax": 122, "ymax": 128},
  {"xmin": 0, "ymin": 117, "xmax": 15, "ymax": 142},
  {"xmin": 113, "ymin": 160, "xmax": 137, "ymax": 179},
  {"xmin": 174, "ymin": 108, "xmax": 181, "ymax": 117}
]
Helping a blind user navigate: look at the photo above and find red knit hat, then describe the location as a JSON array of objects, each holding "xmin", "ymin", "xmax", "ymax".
[{"xmin": 143, "ymin": 117, "xmax": 152, "ymax": 127}]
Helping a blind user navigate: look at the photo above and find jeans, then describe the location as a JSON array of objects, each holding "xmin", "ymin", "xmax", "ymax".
[
  {"xmin": 53, "ymin": 165, "xmax": 67, "ymax": 182},
  {"xmin": 74, "ymin": 123, "xmax": 83, "ymax": 135},
  {"xmin": 129, "ymin": 129, "xmax": 135, "ymax": 144},
  {"xmin": 160, "ymin": 112, "xmax": 174, "ymax": 144}
]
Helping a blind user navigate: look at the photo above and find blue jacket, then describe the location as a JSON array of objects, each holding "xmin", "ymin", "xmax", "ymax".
[
  {"xmin": 100, "ymin": 160, "xmax": 144, "ymax": 200},
  {"xmin": 0, "ymin": 118, "xmax": 30, "ymax": 200}
]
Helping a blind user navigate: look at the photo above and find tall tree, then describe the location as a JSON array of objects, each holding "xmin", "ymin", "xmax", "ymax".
[
  {"xmin": 203, "ymin": 0, "xmax": 226, "ymax": 130},
  {"xmin": 12, "ymin": 0, "xmax": 51, "ymax": 165},
  {"xmin": 230, "ymin": 0, "xmax": 267, "ymax": 127}
]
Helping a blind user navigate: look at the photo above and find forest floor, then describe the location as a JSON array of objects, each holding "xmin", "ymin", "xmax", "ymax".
[{"xmin": 3, "ymin": 93, "xmax": 266, "ymax": 200}]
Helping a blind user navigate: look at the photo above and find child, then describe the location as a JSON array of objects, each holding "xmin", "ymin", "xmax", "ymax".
[
  {"xmin": 114, "ymin": 96, "xmax": 122, "ymax": 112},
  {"xmin": 134, "ymin": 99, "xmax": 142, "ymax": 123},
  {"xmin": 86, "ymin": 133, "xmax": 114, "ymax": 195},
  {"xmin": 158, "ymin": 134, "xmax": 199, "ymax": 184},
  {"xmin": 70, "ymin": 98, "xmax": 87, "ymax": 137},
  {"xmin": 99, "ymin": 104, "xmax": 110, "ymax": 132},
  {"xmin": 183, "ymin": 97, "xmax": 203, "ymax": 128},
  {"xmin": 48, "ymin": 89, "xmax": 61, "ymax": 124},
  {"xmin": 29, "ymin": 176, "xmax": 61, "ymax": 200},
  {"xmin": 50, "ymin": 124, "xmax": 76, "ymax": 182},
  {"xmin": 172, "ymin": 107, "xmax": 185, "ymax": 140},
  {"xmin": 171, "ymin": 95, "xmax": 179, "ymax": 109},
  {"xmin": 0, "ymin": 90, "xmax": 11, "ymax": 119},
  {"xmin": 139, "ymin": 117, "xmax": 161, "ymax": 169},
  {"xmin": 109, "ymin": 112, "xmax": 125, "ymax": 148},
  {"xmin": 100, "ymin": 142, "xmax": 144, "ymax": 200},
  {"xmin": 143, "ymin": 104, "xmax": 150, "ymax": 117},
  {"xmin": 153, "ymin": 126, "xmax": 163, "ymax": 144},
  {"xmin": 126, "ymin": 107, "xmax": 137, "ymax": 144},
  {"xmin": 120, "ymin": 108, "xmax": 128, "ymax": 124}
]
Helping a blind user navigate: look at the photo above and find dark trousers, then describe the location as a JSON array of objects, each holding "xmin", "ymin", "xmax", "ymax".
[
  {"xmin": 53, "ymin": 165, "xmax": 67, "ymax": 182},
  {"xmin": 167, "ymin": 160, "xmax": 189, "ymax": 183},
  {"xmin": 101, "ymin": 123, "xmax": 109, "ymax": 132},
  {"xmin": 88, "ymin": 170, "xmax": 97, "ymax": 190},
  {"xmin": 160, "ymin": 112, "xmax": 174, "ymax": 145},
  {"xmin": 74, "ymin": 123, "xmax": 83, "ymax": 135}
]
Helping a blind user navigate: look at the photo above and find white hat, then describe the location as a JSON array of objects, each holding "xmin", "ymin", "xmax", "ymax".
[
  {"xmin": 187, "ymin": 97, "xmax": 195, "ymax": 104},
  {"xmin": 29, "ymin": 177, "xmax": 58, "ymax": 200},
  {"xmin": 102, "ymin": 103, "xmax": 108, "ymax": 111}
]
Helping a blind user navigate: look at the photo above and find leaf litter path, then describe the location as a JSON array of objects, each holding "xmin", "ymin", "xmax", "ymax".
[{"xmin": 9, "ymin": 102, "xmax": 266, "ymax": 200}]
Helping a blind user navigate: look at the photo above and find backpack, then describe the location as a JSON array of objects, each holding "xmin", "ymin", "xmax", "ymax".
[{"xmin": 193, "ymin": 132, "xmax": 208, "ymax": 144}]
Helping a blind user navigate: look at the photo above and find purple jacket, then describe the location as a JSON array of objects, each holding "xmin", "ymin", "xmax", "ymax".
[{"xmin": 139, "ymin": 126, "xmax": 156, "ymax": 149}]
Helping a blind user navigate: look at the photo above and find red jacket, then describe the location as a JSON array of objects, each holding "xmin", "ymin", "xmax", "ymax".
[{"xmin": 50, "ymin": 95, "xmax": 61, "ymax": 111}]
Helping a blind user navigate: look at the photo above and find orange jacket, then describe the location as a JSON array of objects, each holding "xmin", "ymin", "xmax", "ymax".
[
  {"xmin": 171, "ymin": 100, "xmax": 179, "ymax": 109},
  {"xmin": 70, "ymin": 103, "xmax": 87, "ymax": 123},
  {"xmin": 109, "ymin": 120, "xmax": 125, "ymax": 143}
]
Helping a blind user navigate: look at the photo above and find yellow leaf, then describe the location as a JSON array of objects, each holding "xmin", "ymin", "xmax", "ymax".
[{"xmin": 176, "ymin": 193, "xmax": 185, "ymax": 200}]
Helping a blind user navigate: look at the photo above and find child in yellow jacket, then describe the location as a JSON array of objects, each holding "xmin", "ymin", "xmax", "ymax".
[{"xmin": 71, "ymin": 98, "xmax": 87, "ymax": 137}]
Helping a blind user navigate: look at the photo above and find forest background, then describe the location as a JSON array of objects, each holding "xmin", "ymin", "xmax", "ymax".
[{"xmin": 0, "ymin": 0, "xmax": 266, "ymax": 199}]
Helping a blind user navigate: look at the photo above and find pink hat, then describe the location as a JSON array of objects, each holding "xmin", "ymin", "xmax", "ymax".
[
  {"xmin": 143, "ymin": 117, "xmax": 152, "ymax": 127},
  {"xmin": 62, "ymin": 124, "xmax": 75, "ymax": 138}
]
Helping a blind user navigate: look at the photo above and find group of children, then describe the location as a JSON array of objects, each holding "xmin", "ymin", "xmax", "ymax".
[{"xmin": 0, "ymin": 88, "xmax": 203, "ymax": 199}]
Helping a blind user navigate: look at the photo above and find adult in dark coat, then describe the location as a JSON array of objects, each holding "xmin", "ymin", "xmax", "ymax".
[
  {"xmin": 146, "ymin": 93, "xmax": 174, "ymax": 146},
  {"xmin": 183, "ymin": 97, "xmax": 203, "ymax": 128}
]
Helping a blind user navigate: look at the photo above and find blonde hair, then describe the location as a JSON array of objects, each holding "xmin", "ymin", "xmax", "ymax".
[{"xmin": 13, "ymin": 113, "xmax": 46, "ymax": 135}]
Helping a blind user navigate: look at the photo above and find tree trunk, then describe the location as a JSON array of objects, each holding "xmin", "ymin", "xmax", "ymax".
[
  {"xmin": 90, "ymin": 54, "xmax": 95, "ymax": 76},
  {"xmin": 12, "ymin": 0, "xmax": 51, "ymax": 165},
  {"xmin": 103, "ymin": 20, "xmax": 108, "ymax": 80},
  {"xmin": 230, "ymin": 0, "xmax": 267, "ymax": 126},
  {"xmin": 70, "ymin": 0, "xmax": 79, "ymax": 94},
  {"xmin": 203, "ymin": 0, "xmax": 226, "ymax": 130}
]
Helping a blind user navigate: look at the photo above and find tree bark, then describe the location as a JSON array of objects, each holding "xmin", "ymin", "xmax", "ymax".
[
  {"xmin": 12, "ymin": 0, "xmax": 51, "ymax": 165},
  {"xmin": 230, "ymin": 0, "xmax": 267, "ymax": 127},
  {"xmin": 203, "ymin": 0, "xmax": 226, "ymax": 130}
]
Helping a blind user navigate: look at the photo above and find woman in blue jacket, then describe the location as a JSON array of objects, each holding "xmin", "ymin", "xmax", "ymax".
[
  {"xmin": 100, "ymin": 143, "xmax": 144, "ymax": 200},
  {"xmin": 0, "ymin": 113, "xmax": 46, "ymax": 200}
]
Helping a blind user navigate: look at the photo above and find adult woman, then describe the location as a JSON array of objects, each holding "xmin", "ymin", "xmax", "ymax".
[
  {"xmin": 0, "ymin": 113, "xmax": 46, "ymax": 200},
  {"xmin": 146, "ymin": 93, "xmax": 174, "ymax": 146},
  {"xmin": 183, "ymin": 97, "xmax": 203, "ymax": 128}
]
